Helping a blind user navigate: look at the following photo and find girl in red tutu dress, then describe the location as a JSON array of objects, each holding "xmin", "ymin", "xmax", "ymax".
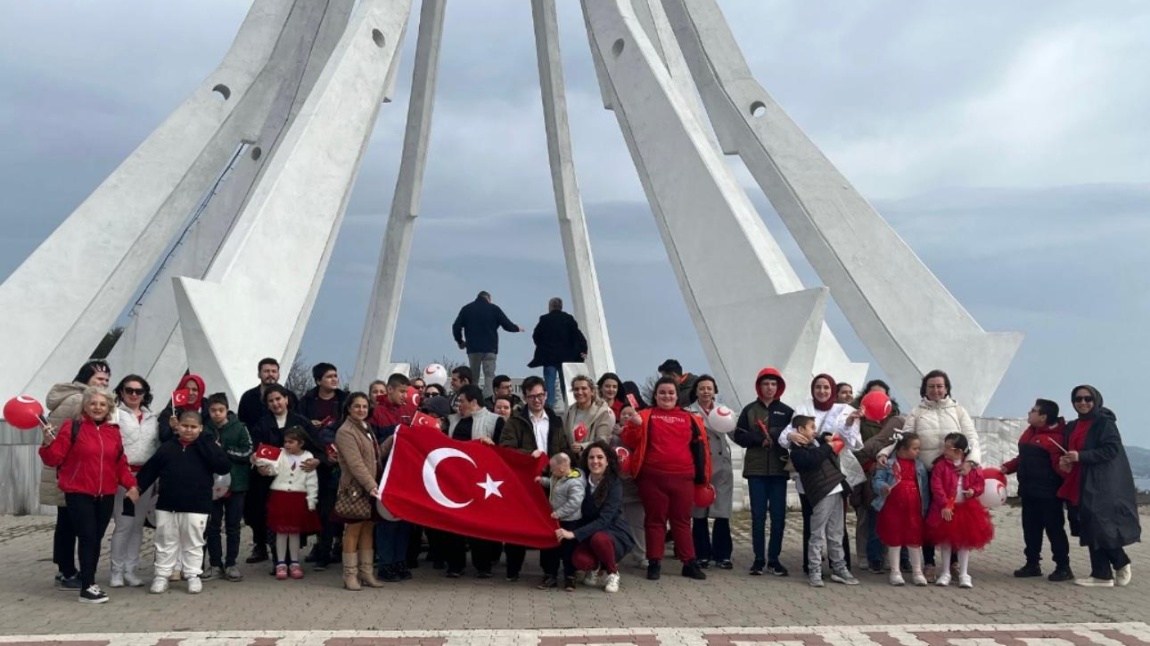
[
  {"xmin": 926, "ymin": 432, "xmax": 994, "ymax": 589},
  {"xmin": 257, "ymin": 427, "xmax": 321, "ymax": 581},
  {"xmin": 873, "ymin": 432, "xmax": 930, "ymax": 586}
]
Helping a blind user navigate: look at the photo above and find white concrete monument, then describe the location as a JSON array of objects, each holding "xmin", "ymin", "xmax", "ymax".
[{"xmin": 1, "ymin": 0, "xmax": 1021, "ymax": 422}]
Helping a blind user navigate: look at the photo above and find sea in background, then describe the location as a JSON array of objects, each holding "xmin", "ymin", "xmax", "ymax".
[{"xmin": 1136, "ymin": 478, "xmax": 1150, "ymax": 493}]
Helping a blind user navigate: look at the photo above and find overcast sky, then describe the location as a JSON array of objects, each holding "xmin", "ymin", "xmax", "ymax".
[{"xmin": 1, "ymin": 1, "xmax": 1147, "ymax": 444}]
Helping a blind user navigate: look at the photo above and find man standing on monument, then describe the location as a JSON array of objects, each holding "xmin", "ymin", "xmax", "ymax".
[
  {"xmin": 451, "ymin": 291, "xmax": 524, "ymax": 397},
  {"xmin": 237, "ymin": 358, "xmax": 298, "ymax": 430},
  {"xmin": 528, "ymin": 297, "xmax": 588, "ymax": 409}
]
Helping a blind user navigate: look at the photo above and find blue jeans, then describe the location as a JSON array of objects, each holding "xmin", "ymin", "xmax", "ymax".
[
  {"xmin": 543, "ymin": 365, "xmax": 564, "ymax": 409},
  {"xmin": 865, "ymin": 509, "xmax": 884, "ymax": 564},
  {"xmin": 374, "ymin": 519, "xmax": 411, "ymax": 566},
  {"xmin": 746, "ymin": 475, "xmax": 788, "ymax": 564}
]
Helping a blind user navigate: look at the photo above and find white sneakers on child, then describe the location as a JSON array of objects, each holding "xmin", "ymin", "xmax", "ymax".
[
  {"xmin": 123, "ymin": 570, "xmax": 143, "ymax": 587},
  {"xmin": 912, "ymin": 571, "xmax": 929, "ymax": 586},
  {"xmin": 604, "ymin": 572, "xmax": 620, "ymax": 593},
  {"xmin": 958, "ymin": 574, "xmax": 973, "ymax": 589},
  {"xmin": 150, "ymin": 576, "xmax": 169, "ymax": 594},
  {"xmin": 109, "ymin": 570, "xmax": 124, "ymax": 588},
  {"xmin": 935, "ymin": 572, "xmax": 952, "ymax": 587},
  {"xmin": 186, "ymin": 576, "xmax": 203, "ymax": 594},
  {"xmin": 889, "ymin": 571, "xmax": 905, "ymax": 586}
]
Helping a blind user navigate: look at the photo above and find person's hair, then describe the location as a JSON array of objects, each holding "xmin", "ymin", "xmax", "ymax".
[
  {"xmin": 386, "ymin": 373, "xmax": 410, "ymax": 388},
  {"xmin": 177, "ymin": 410, "xmax": 203, "ymax": 425},
  {"xmin": 492, "ymin": 374, "xmax": 511, "ymax": 389},
  {"xmin": 620, "ymin": 381, "xmax": 648, "ymax": 410},
  {"xmin": 258, "ymin": 357, "xmax": 280, "ymax": 371},
  {"xmin": 943, "ymin": 432, "xmax": 969, "ymax": 455},
  {"xmin": 80, "ymin": 386, "xmax": 115, "ymax": 420},
  {"xmin": 493, "ymin": 395, "xmax": 513, "ymax": 408},
  {"xmin": 451, "ymin": 366, "xmax": 473, "ymax": 384},
  {"xmin": 893, "ymin": 431, "xmax": 919, "ymax": 454},
  {"xmin": 863, "ymin": 379, "xmax": 891, "ymax": 394},
  {"xmin": 792, "ymin": 415, "xmax": 815, "ymax": 431},
  {"xmin": 458, "ymin": 384, "xmax": 484, "ymax": 404},
  {"xmin": 410, "ymin": 377, "xmax": 425, "ymax": 387},
  {"xmin": 311, "ymin": 362, "xmax": 337, "ymax": 384},
  {"xmin": 343, "ymin": 392, "xmax": 370, "ymax": 421},
  {"xmin": 570, "ymin": 375, "xmax": 598, "ymax": 401},
  {"xmin": 478, "ymin": 290, "xmax": 491, "ymax": 300},
  {"xmin": 548, "ymin": 297, "xmax": 563, "ymax": 312},
  {"xmin": 424, "ymin": 384, "xmax": 446, "ymax": 398},
  {"xmin": 283, "ymin": 426, "xmax": 310, "ymax": 446},
  {"xmin": 114, "ymin": 374, "xmax": 153, "ymax": 408},
  {"xmin": 206, "ymin": 392, "xmax": 229, "ymax": 410},
  {"xmin": 1034, "ymin": 398, "xmax": 1059, "ymax": 423},
  {"xmin": 581, "ymin": 440, "xmax": 620, "ymax": 507},
  {"xmin": 263, "ymin": 383, "xmax": 291, "ymax": 404},
  {"xmin": 657, "ymin": 359, "xmax": 683, "ymax": 376},
  {"xmin": 653, "ymin": 376, "xmax": 679, "ymax": 400},
  {"xmin": 550, "ymin": 452, "xmax": 571, "ymax": 468},
  {"xmin": 919, "ymin": 369, "xmax": 952, "ymax": 398},
  {"xmin": 521, "ymin": 375, "xmax": 545, "ymax": 394},
  {"xmin": 837, "ymin": 383, "xmax": 853, "ymax": 394},
  {"xmin": 688, "ymin": 374, "xmax": 718, "ymax": 404},
  {"xmin": 369, "ymin": 379, "xmax": 387, "ymax": 393},
  {"xmin": 74, "ymin": 360, "xmax": 111, "ymax": 385},
  {"xmin": 596, "ymin": 373, "xmax": 625, "ymax": 402}
]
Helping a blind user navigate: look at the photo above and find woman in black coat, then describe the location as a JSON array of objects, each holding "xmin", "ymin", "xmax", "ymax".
[
  {"xmin": 558, "ymin": 440, "xmax": 635, "ymax": 593},
  {"xmin": 1058, "ymin": 385, "xmax": 1141, "ymax": 587}
]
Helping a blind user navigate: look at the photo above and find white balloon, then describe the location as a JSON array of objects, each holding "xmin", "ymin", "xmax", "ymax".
[
  {"xmin": 707, "ymin": 405, "xmax": 737, "ymax": 434},
  {"xmin": 979, "ymin": 479, "xmax": 1007, "ymax": 508},
  {"xmin": 423, "ymin": 363, "xmax": 448, "ymax": 387}
]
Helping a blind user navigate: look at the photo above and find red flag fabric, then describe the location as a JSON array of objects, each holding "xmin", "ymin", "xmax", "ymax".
[
  {"xmin": 171, "ymin": 388, "xmax": 191, "ymax": 407},
  {"xmin": 254, "ymin": 443, "xmax": 282, "ymax": 462},
  {"xmin": 380, "ymin": 427, "xmax": 559, "ymax": 548}
]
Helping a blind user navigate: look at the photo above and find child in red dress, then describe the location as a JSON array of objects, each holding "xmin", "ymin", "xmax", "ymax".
[
  {"xmin": 873, "ymin": 432, "xmax": 929, "ymax": 586},
  {"xmin": 257, "ymin": 427, "xmax": 321, "ymax": 580},
  {"xmin": 925, "ymin": 432, "xmax": 995, "ymax": 588}
]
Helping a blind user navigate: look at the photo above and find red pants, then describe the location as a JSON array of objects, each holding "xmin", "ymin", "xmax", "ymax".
[
  {"xmin": 572, "ymin": 531, "xmax": 618, "ymax": 573},
  {"xmin": 638, "ymin": 471, "xmax": 695, "ymax": 563}
]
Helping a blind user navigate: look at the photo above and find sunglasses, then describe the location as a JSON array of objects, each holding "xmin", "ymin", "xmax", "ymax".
[
  {"xmin": 122, "ymin": 387, "xmax": 146, "ymax": 396},
  {"xmin": 1073, "ymin": 396, "xmax": 1094, "ymax": 404}
]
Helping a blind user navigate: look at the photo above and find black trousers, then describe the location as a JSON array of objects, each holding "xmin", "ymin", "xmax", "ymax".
[
  {"xmin": 470, "ymin": 538, "xmax": 502, "ymax": 574},
  {"xmin": 441, "ymin": 532, "xmax": 468, "ymax": 574},
  {"xmin": 53, "ymin": 505, "xmax": 78, "ymax": 577},
  {"xmin": 1021, "ymin": 496, "xmax": 1070, "ymax": 568},
  {"xmin": 244, "ymin": 471, "xmax": 272, "ymax": 548},
  {"xmin": 1089, "ymin": 545, "xmax": 1131, "ymax": 580},
  {"xmin": 800, "ymin": 492, "xmax": 851, "ymax": 572},
  {"xmin": 208, "ymin": 492, "xmax": 245, "ymax": 568},
  {"xmin": 64, "ymin": 493, "xmax": 115, "ymax": 588},
  {"xmin": 504, "ymin": 544, "xmax": 527, "ymax": 579}
]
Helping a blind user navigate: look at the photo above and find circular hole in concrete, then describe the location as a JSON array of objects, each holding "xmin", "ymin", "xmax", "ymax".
[
  {"xmin": 372, "ymin": 28, "xmax": 386, "ymax": 48},
  {"xmin": 212, "ymin": 84, "xmax": 231, "ymax": 101},
  {"xmin": 612, "ymin": 38, "xmax": 625, "ymax": 57},
  {"xmin": 250, "ymin": 147, "xmax": 262, "ymax": 161},
  {"xmin": 751, "ymin": 101, "xmax": 767, "ymax": 117}
]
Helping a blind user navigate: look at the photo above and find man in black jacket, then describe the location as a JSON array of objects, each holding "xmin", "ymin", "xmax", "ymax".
[
  {"xmin": 452, "ymin": 291, "xmax": 524, "ymax": 397},
  {"xmin": 528, "ymin": 297, "xmax": 588, "ymax": 409},
  {"xmin": 237, "ymin": 358, "xmax": 299, "ymax": 430}
]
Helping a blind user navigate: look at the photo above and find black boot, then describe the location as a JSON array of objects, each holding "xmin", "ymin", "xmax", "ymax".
[
  {"xmin": 1014, "ymin": 562, "xmax": 1042, "ymax": 578},
  {"xmin": 396, "ymin": 562, "xmax": 413, "ymax": 580},
  {"xmin": 682, "ymin": 560, "xmax": 707, "ymax": 580},
  {"xmin": 377, "ymin": 564, "xmax": 401, "ymax": 583},
  {"xmin": 245, "ymin": 545, "xmax": 268, "ymax": 564},
  {"xmin": 647, "ymin": 559, "xmax": 662, "ymax": 581},
  {"xmin": 1048, "ymin": 565, "xmax": 1074, "ymax": 582}
]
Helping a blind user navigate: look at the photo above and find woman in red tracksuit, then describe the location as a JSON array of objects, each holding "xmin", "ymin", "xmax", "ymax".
[
  {"xmin": 39, "ymin": 387, "xmax": 140, "ymax": 604},
  {"xmin": 620, "ymin": 376, "xmax": 710, "ymax": 582}
]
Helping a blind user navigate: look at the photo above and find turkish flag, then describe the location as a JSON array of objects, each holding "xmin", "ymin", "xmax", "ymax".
[
  {"xmin": 380, "ymin": 427, "xmax": 559, "ymax": 548},
  {"xmin": 254, "ymin": 443, "xmax": 282, "ymax": 462},
  {"xmin": 172, "ymin": 389, "xmax": 191, "ymax": 407}
]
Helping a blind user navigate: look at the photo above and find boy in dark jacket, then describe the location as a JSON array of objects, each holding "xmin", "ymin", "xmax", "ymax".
[
  {"xmin": 788, "ymin": 415, "xmax": 859, "ymax": 588},
  {"xmin": 136, "ymin": 410, "xmax": 230, "ymax": 595},
  {"xmin": 204, "ymin": 393, "xmax": 253, "ymax": 582},
  {"xmin": 1001, "ymin": 398, "xmax": 1072, "ymax": 581}
]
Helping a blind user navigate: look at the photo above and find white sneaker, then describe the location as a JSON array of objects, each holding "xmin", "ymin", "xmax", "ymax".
[
  {"xmin": 604, "ymin": 572, "xmax": 620, "ymax": 593},
  {"xmin": 958, "ymin": 574, "xmax": 973, "ymax": 589},
  {"xmin": 935, "ymin": 572, "xmax": 952, "ymax": 587},
  {"xmin": 583, "ymin": 570, "xmax": 600, "ymax": 587},
  {"xmin": 1075, "ymin": 577, "xmax": 1115, "ymax": 588},
  {"xmin": 912, "ymin": 571, "xmax": 929, "ymax": 586},
  {"xmin": 1116, "ymin": 564, "xmax": 1132, "ymax": 587},
  {"xmin": 889, "ymin": 570, "xmax": 905, "ymax": 586},
  {"xmin": 122, "ymin": 570, "xmax": 143, "ymax": 587},
  {"xmin": 186, "ymin": 576, "xmax": 202, "ymax": 594},
  {"xmin": 149, "ymin": 576, "xmax": 169, "ymax": 594},
  {"xmin": 109, "ymin": 570, "xmax": 124, "ymax": 588}
]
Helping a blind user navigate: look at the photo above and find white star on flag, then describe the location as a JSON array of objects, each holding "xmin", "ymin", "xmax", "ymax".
[{"xmin": 476, "ymin": 474, "xmax": 504, "ymax": 499}]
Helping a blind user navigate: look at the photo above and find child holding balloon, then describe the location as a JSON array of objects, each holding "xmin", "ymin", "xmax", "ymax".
[
  {"xmin": 925, "ymin": 432, "xmax": 995, "ymax": 588},
  {"xmin": 872, "ymin": 431, "xmax": 930, "ymax": 586}
]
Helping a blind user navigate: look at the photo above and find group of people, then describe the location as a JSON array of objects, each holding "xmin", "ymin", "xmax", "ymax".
[{"xmin": 33, "ymin": 292, "xmax": 1141, "ymax": 604}]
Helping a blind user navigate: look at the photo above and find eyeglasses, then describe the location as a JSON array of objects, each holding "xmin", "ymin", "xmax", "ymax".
[
  {"xmin": 525, "ymin": 393, "xmax": 546, "ymax": 400},
  {"xmin": 1073, "ymin": 396, "xmax": 1094, "ymax": 403},
  {"xmin": 123, "ymin": 387, "xmax": 146, "ymax": 396}
]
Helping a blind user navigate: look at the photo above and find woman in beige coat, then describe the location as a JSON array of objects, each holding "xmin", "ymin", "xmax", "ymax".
[
  {"xmin": 564, "ymin": 375, "xmax": 615, "ymax": 458},
  {"xmin": 334, "ymin": 392, "xmax": 384, "ymax": 590}
]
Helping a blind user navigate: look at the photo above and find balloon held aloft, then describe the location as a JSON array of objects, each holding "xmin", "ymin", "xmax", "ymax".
[
  {"xmin": 860, "ymin": 391, "xmax": 892, "ymax": 422},
  {"xmin": 3, "ymin": 395, "xmax": 46, "ymax": 430}
]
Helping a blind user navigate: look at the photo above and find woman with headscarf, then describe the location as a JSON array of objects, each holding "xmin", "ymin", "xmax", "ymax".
[
  {"xmin": 1058, "ymin": 385, "xmax": 1141, "ymax": 587},
  {"xmin": 685, "ymin": 375, "xmax": 735, "ymax": 569},
  {"xmin": 158, "ymin": 374, "xmax": 208, "ymax": 443}
]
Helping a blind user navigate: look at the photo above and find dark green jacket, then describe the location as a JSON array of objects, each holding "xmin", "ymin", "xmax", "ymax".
[
  {"xmin": 732, "ymin": 398, "xmax": 794, "ymax": 477},
  {"xmin": 210, "ymin": 413, "xmax": 253, "ymax": 493}
]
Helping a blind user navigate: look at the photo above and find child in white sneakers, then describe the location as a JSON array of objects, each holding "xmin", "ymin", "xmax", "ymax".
[
  {"xmin": 136, "ymin": 410, "xmax": 230, "ymax": 594},
  {"xmin": 872, "ymin": 432, "xmax": 929, "ymax": 586},
  {"xmin": 256, "ymin": 427, "xmax": 321, "ymax": 580}
]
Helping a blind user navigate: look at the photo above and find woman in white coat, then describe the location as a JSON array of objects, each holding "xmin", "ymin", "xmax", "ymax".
[
  {"xmin": 109, "ymin": 375, "xmax": 160, "ymax": 588},
  {"xmin": 780, "ymin": 374, "xmax": 863, "ymax": 574},
  {"xmin": 685, "ymin": 375, "xmax": 735, "ymax": 569}
]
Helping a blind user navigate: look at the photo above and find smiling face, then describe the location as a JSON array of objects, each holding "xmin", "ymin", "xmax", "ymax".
[
  {"xmin": 1073, "ymin": 388, "xmax": 1096, "ymax": 416},
  {"xmin": 599, "ymin": 378, "xmax": 619, "ymax": 402},
  {"xmin": 572, "ymin": 380, "xmax": 593, "ymax": 407},
  {"xmin": 84, "ymin": 393, "xmax": 112, "ymax": 422},
  {"xmin": 369, "ymin": 382, "xmax": 387, "ymax": 402},
  {"xmin": 88, "ymin": 371, "xmax": 110, "ymax": 388},
  {"xmin": 348, "ymin": 395, "xmax": 370, "ymax": 422},
  {"xmin": 585, "ymin": 446, "xmax": 608, "ymax": 476},
  {"xmin": 942, "ymin": 439, "xmax": 965, "ymax": 462},
  {"xmin": 524, "ymin": 385, "xmax": 546, "ymax": 414},
  {"xmin": 812, "ymin": 377, "xmax": 833, "ymax": 404},
  {"xmin": 695, "ymin": 379, "xmax": 716, "ymax": 407},
  {"xmin": 493, "ymin": 397, "xmax": 512, "ymax": 419},
  {"xmin": 266, "ymin": 391, "xmax": 288, "ymax": 416},
  {"xmin": 655, "ymin": 383, "xmax": 678, "ymax": 410},
  {"xmin": 837, "ymin": 384, "xmax": 854, "ymax": 403},
  {"xmin": 120, "ymin": 380, "xmax": 145, "ymax": 408},
  {"xmin": 925, "ymin": 376, "xmax": 948, "ymax": 402},
  {"xmin": 183, "ymin": 377, "xmax": 200, "ymax": 401}
]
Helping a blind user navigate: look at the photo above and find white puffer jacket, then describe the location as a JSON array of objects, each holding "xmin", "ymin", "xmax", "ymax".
[
  {"xmin": 116, "ymin": 404, "xmax": 160, "ymax": 466},
  {"xmin": 902, "ymin": 397, "xmax": 980, "ymax": 466}
]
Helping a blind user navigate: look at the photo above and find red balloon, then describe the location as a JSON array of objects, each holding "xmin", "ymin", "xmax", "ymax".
[
  {"xmin": 982, "ymin": 467, "xmax": 1007, "ymax": 486},
  {"xmin": 693, "ymin": 483, "xmax": 716, "ymax": 508},
  {"xmin": 3, "ymin": 395, "xmax": 45, "ymax": 430},
  {"xmin": 860, "ymin": 391, "xmax": 892, "ymax": 422}
]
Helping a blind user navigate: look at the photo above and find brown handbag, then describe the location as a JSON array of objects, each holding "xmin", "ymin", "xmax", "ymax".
[{"xmin": 335, "ymin": 482, "xmax": 372, "ymax": 520}]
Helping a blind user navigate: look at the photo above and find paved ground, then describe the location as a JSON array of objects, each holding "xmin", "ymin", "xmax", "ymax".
[{"xmin": 0, "ymin": 506, "xmax": 1146, "ymax": 639}]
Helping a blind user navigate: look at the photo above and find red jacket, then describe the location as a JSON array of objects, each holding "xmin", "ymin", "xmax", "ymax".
[
  {"xmin": 620, "ymin": 407, "xmax": 711, "ymax": 484},
  {"xmin": 39, "ymin": 416, "xmax": 137, "ymax": 497},
  {"xmin": 371, "ymin": 399, "xmax": 415, "ymax": 429},
  {"xmin": 928, "ymin": 459, "xmax": 985, "ymax": 514}
]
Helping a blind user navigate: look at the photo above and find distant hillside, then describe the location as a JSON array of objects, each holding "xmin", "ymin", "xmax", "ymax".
[{"xmin": 1129, "ymin": 445, "xmax": 1150, "ymax": 478}]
